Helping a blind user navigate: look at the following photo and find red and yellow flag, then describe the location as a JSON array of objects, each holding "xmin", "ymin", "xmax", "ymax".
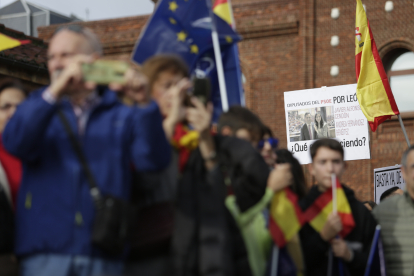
[
  {"xmin": 213, "ymin": 0, "xmax": 234, "ymax": 26},
  {"xmin": 304, "ymin": 180, "xmax": 355, "ymax": 238},
  {"xmin": 355, "ymin": 0, "xmax": 399, "ymax": 132},
  {"xmin": 0, "ymin": 33, "xmax": 30, "ymax": 52},
  {"xmin": 269, "ymin": 187, "xmax": 306, "ymax": 248}
]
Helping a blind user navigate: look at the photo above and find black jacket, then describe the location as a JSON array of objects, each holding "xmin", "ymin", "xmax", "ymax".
[
  {"xmin": 299, "ymin": 124, "xmax": 317, "ymax": 141},
  {"xmin": 172, "ymin": 136, "xmax": 270, "ymax": 276},
  {"xmin": 0, "ymin": 186, "xmax": 14, "ymax": 254},
  {"xmin": 299, "ymin": 185, "xmax": 377, "ymax": 276}
]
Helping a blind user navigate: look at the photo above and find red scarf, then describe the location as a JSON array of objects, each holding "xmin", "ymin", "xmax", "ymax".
[
  {"xmin": 0, "ymin": 139, "xmax": 22, "ymax": 208},
  {"xmin": 171, "ymin": 123, "xmax": 199, "ymax": 172}
]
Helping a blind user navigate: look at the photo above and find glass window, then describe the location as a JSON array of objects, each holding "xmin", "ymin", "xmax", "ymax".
[{"xmin": 388, "ymin": 52, "xmax": 414, "ymax": 112}]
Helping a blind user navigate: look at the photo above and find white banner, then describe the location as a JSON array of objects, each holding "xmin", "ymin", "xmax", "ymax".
[
  {"xmin": 374, "ymin": 165, "xmax": 406, "ymax": 203},
  {"xmin": 284, "ymin": 84, "xmax": 370, "ymax": 164}
]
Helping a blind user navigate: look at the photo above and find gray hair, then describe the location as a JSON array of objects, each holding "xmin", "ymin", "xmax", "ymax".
[
  {"xmin": 54, "ymin": 25, "xmax": 103, "ymax": 56},
  {"xmin": 401, "ymin": 145, "xmax": 414, "ymax": 167}
]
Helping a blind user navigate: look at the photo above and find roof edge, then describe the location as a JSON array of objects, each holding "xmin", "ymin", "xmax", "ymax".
[{"xmin": 0, "ymin": 23, "xmax": 47, "ymax": 46}]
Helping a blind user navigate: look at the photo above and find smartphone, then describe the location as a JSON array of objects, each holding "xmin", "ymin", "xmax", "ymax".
[
  {"xmin": 82, "ymin": 60, "xmax": 129, "ymax": 85},
  {"xmin": 189, "ymin": 77, "xmax": 211, "ymax": 106}
]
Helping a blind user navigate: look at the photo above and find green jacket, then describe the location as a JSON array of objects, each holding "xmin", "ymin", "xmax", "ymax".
[
  {"xmin": 226, "ymin": 187, "xmax": 273, "ymax": 276},
  {"xmin": 373, "ymin": 192, "xmax": 414, "ymax": 276}
]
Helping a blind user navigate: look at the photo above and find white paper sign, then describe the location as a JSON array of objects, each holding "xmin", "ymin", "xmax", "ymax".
[
  {"xmin": 374, "ymin": 165, "xmax": 406, "ymax": 203},
  {"xmin": 284, "ymin": 84, "xmax": 370, "ymax": 164}
]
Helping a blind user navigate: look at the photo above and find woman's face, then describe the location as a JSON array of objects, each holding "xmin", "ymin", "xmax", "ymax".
[
  {"xmin": 316, "ymin": 114, "xmax": 321, "ymax": 123},
  {"xmin": 0, "ymin": 87, "xmax": 25, "ymax": 133},
  {"xmin": 151, "ymin": 71, "xmax": 184, "ymax": 117}
]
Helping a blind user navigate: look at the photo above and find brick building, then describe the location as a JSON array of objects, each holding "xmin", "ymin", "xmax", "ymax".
[{"xmin": 37, "ymin": 0, "xmax": 414, "ymax": 201}]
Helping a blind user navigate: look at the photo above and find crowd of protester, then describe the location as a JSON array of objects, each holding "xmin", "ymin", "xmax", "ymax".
[{"xmin": 0, "ymin": 25, "xmax": 413, "ymax": 276}]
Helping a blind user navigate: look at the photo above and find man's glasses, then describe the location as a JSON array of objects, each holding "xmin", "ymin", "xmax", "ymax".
[{"xmin": 257, "ymin": 137, "xmax": 279, "ymax": 149}]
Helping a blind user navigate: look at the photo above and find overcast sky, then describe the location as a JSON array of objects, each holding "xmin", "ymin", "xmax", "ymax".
[{"xmin": 0, "ymin": 0, "xmax": 154, "ymax": 21}]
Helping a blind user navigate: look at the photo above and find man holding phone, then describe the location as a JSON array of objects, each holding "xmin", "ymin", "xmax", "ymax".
[{"xmin": 2, "ymin": 26, "xmax": 171, "ymax": 276}]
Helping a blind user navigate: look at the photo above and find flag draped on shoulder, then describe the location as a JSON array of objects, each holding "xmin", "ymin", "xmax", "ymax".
[
  {"xmin": 304, "ymin": 180, "xmax": 355, "ymax": 237},
  {"xmin": 269, "ymin": 188, "xmax": 306, "ymax": 248},
  {"xmin": 355, "ymin": 0, "xmax": 399, "ymax": 132},
  {"xmin": 0, "ymin": 33, "xmax": 30, "ymax": 52},
  {"xmin": 132, "ymin": 0, "xmax": 243, "ymax": 121}
]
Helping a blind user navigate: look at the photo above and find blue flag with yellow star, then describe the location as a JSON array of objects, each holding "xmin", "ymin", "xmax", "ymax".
[{"xmin": 132, "ymin": 0, "xmax": 243, "ymax": 121}]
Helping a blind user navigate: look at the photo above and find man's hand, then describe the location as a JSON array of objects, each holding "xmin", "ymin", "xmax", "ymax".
[
  {"xmin": 49, "ymin": 55, "xmax": 96, "ymax": 99},
  {"xmin": 186, "ymin": 97, "xmax": 215, "ymax": 170},
  {"xmin": 185, "ymin": 97, "xmax": 213, "ymax": 137},
  {"xmin": 320, "ymin": 213, "xmax": 342, "ymax": 241},
  {"xmin": 331, "ymin": 238, "xmax": 352, "ymax": 262},
  {"xmin": 267, "ymin": 164, "xmax": 292, "ymax": 192},
  {"xmin": 109, "ymin": 67, "xmax": 149, "ymax": 105}
]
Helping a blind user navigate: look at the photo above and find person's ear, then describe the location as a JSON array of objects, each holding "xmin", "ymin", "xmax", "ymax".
[{"xmin": 220, "ymin": 126, "xmax": 233, "ymax": 136}]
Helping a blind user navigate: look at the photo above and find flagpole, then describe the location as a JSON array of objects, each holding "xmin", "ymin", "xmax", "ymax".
[
  {"xmin": 207, "ymin": 0, "xmax": 229, "ymax": 111},
  {"xmin": 398, "ymin": 114, "xmax": 411, "ymax": 147},
  {"xmin": 332, "ymin": 174, "xmax": 337, "ymax": 215},
  {"xmin": 226, "ymin": 0, "xmax": 246, "ymax": 107}
]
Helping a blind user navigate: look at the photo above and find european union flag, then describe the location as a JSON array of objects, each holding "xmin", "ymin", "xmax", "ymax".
[{"xmin": 132, "ymin": 0, "xmax": 243, "ymax": 120}]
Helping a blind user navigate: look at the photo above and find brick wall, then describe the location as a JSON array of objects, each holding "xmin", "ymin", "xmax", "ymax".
[{"xmin": 233, "ymin": 0, "xmax": 414, "ymax": 200}]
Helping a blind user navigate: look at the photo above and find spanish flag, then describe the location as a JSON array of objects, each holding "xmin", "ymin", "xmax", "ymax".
[
  {"xmin": 355, "ymin": 0, "xmax": 399, "ymax": 132},
  {"xmin": 269, "ymin": 188, "xmax": 306, "ymax": 248},
  {"xmin": 0, "ymin": 33, "xmax": 30, "ymax": 52},
  {"xmin": 213, "ymin": 0, "xmax": 234, "ymax": 26},
  {"xmin": 304, "ymin": 180, "xmax": 355, "ymax": 238}
]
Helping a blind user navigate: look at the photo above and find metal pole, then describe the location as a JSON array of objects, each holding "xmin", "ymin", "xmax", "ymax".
[
  {"xmin": 398, "ymin": 114, "xmax": 411, "ymax": 147},
  {"xmin": 207, "ymin": 0, "xmax": 229, "ymax": 111}
]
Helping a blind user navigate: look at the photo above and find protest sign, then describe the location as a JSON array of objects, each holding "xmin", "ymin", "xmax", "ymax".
[
  {"xmin": 284, "ymin": 84, "xmax": 370, "ymax": 164},
  {"xmin": 374, "ymin": 165, "xmax": 406, "ymax": 203}
]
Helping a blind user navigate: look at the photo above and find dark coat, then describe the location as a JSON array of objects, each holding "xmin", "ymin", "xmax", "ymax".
[
  {"xmin": 299, "ymin": 185, "xmax": 377, "ymax": 276},
  {"xmin": 299, "ymin": 123, "xmax": 317, "ymax": 141},
  {"xmin": 172, "ymin": 136, "xmax": 270, "ymax": 276}
]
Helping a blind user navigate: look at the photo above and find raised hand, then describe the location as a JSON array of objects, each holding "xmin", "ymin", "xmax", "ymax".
[
  {"xmin": 320, "ymin": 213, "xmax": 343, "ymax": 241},
  {"xmin": 267, "ymin": 163, "xmax": 293, "ymax": 192}
]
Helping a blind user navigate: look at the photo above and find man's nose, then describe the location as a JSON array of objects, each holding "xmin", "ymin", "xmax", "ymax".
[{"xmin": 327, "ymin": 161, "xmax": 335, "ymax": 172}]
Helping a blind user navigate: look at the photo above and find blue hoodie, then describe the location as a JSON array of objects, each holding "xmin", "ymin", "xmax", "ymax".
[{"xmin": 2, "ymin": 87, "xmax": 171, "ymax": 258}]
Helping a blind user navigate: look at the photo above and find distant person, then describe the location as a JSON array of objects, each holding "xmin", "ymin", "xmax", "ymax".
[
  {"xmin": 259, "ymin": 126, "xmax": 278, "ymax": 168},
  {"xmin": 314, "ymin": 112, "xmax": 329, "ymax": 138},
  {"xmin": 299, "ymin": 112, "xmax": 317, "ymax": 141},
  {"xmin": 379, "ymin": 186, "xmax": 404, "ymax": 202},
  {"xmin": 362, "ymin": 201, "xmax": 377, "ymax": 211},
  {"xmin": 299, "ymin": 139, "xmax": 376, "ymax": 276},
  {"xmin": 373, "ymin": 146, "xmax": 414, "ymax": 276},
  {"xmin": 217, "ymin": 105, "xmax": 264, "ymax": 148},
  {"xmin": 0, "ymin": 78, "xmax": 26, "ymax": 276}
]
